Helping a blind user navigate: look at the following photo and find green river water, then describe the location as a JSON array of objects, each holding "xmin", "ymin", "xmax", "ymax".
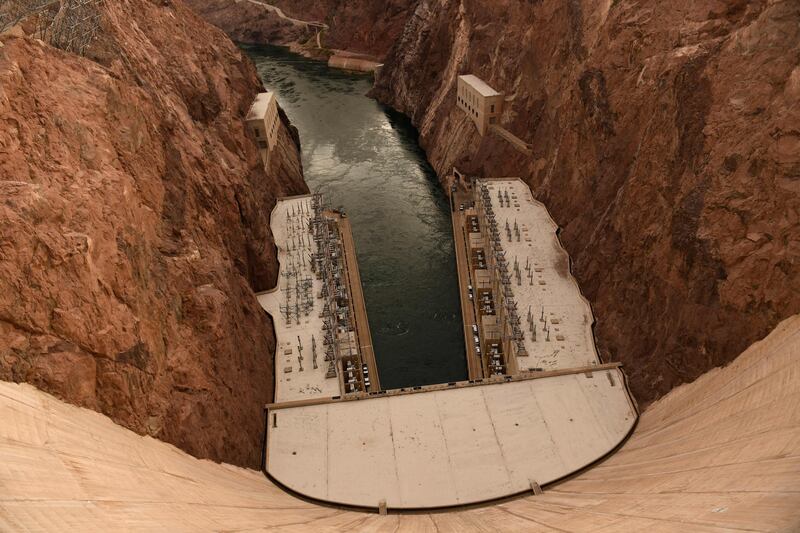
[{"xmin": 243, "ymin": 44, "xmax": 467, "ymax": 389}]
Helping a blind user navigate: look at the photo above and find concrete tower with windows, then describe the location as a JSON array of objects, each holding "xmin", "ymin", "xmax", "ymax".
[
  {"xmin": 456, "ymin": 75, "xmax": 503, "ymax": 135},
  {"xmin": 246, "ymin": 91, "xmax": 280, "ymax": 166}
]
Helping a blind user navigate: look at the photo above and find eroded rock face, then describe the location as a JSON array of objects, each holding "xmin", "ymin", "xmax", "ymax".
[
  {"xmin": 183, "ymin": 0, "xmax": 311, "ymax": 52},
  {"xmin": 371, "ymin": 0, "xmax": 800, "ymax": 404},
  {"xmin": 0, "ymin": 0, "xmax": 306, "ymax": 467},
  {"xmin": 185, "ymin": 0, "xmax": 417, "ymax": 60}
]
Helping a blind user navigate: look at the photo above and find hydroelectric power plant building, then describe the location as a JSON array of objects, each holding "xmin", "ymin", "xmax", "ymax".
[
  {"xmin": 255, "ymin": 182, "xmax": 637, "ymax": 510},
  {"xmin": 457, "ymin": 74, "xmax": 504, "ymax": 135},
  {"xmin": 246, "ymin": 91, "xmax": 280, "ymax": 166}
]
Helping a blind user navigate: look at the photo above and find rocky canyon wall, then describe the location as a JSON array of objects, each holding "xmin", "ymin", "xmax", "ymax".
[
  {"xmin": 185, "ymin": 0, "xmax": 417, "ymax": 60},
  {"xmin": 0, "ymin": 0, "xmax": 306, "ymax": 467},
  {"xmin": 183, "ymin": 0, "xmax": 311, "ymax": 53},
  {"xmin": 371, "ymin": 0, "xmax": 800, "ymax": 404}
]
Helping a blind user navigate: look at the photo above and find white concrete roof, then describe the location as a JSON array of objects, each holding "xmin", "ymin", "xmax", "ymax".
[
  {"xmin": 246, "ymin": 91, "xmax": 275, "ymax": 121},
  {"xmin": 258, "ymin": 196, "xmax": 340, "ymax": 402},
  {"xmin": 267, "ymin": 369, "xmax": 636, "ymax": 508},
  {"xmin": 459, "ymin": 74, "xmax": 501, "ymax": 97},
  {"xmin": 481, "ymin": 178, "xmax": 599, "ymax": 371}
]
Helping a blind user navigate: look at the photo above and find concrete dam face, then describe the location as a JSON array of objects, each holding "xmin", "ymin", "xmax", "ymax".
[{"xmin": 2, "ymin": 314, "xmax": 798, "ymax": 531}]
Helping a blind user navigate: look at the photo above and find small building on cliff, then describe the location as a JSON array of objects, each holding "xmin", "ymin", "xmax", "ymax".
[
  {"xmin": 246, "ymin": 91, "xmax": 280, "ymax": 166},
  {"xmin": 457, "ymin": 75, "xmax": 503, "ymax": 135}
]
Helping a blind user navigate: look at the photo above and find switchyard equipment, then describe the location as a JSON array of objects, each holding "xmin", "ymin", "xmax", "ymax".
[{"xmin": 258, "ymin": 193, "xmax": 379, "ymax": 403}]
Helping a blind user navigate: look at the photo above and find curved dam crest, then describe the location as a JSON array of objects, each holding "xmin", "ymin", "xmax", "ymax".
[{"xmin": 242, "ymin": 43, "xmax": 467, "ymax": 389}]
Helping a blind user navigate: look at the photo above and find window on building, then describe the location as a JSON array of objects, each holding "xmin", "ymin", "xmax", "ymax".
[{"xmin": 490, "ymin": 105, "xmax": 495, "ymax": 113}]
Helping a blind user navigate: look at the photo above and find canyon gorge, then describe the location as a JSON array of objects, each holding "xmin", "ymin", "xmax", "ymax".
[
  {"xmin": 189, "ymin": 0, "xmax": 800, "ymax": 405},
  {"xmin": 1, "ymin": 0, "xmax": 306, "ymax": 468},
  {"xmin": 0, "ymin": 0, "xmax": 798, "ymax": 528},
  {"xmin": 185, "ymin": 0, "xmax": 415, "ymax": 61}
]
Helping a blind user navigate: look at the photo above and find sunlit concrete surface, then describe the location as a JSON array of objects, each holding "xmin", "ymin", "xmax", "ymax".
[
  {"xmin": 259, "ymin": 195, "xmax": 379, "ymax": 401},
  {"xmin": 1, "ymin": 316, "xmax": 799, "ymax": 530},
  {"xmin": 267, "ymin": 368, "xmax": 636, "ymax": 508},
  {"xmin": 453, "ymin": 176, "xmax": 603, "ymax": 377},
  {"xmin": 482, "ymin": 178, "xmax": 602, "ymax": 372},
  {"xmin": 257, "ymin": 195, "xmax": 341, "ymax": 402}
]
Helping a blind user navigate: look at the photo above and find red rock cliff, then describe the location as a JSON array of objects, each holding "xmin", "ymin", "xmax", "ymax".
[
  {"xmin": 371, "ymin": 0, "xmax": 800, "ymax": 404},
  {"xmin": 185, "ymin": 0, "xmax": 416, "ymax": 60},
  {"xmin": 0, "ymin": 0, "xmax": 306, "ymax": 467}
]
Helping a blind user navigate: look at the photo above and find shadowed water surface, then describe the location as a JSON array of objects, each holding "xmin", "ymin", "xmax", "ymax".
[{"xmin": 243, "ymin": 44, "xmax": 466, "ymax": 389}]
